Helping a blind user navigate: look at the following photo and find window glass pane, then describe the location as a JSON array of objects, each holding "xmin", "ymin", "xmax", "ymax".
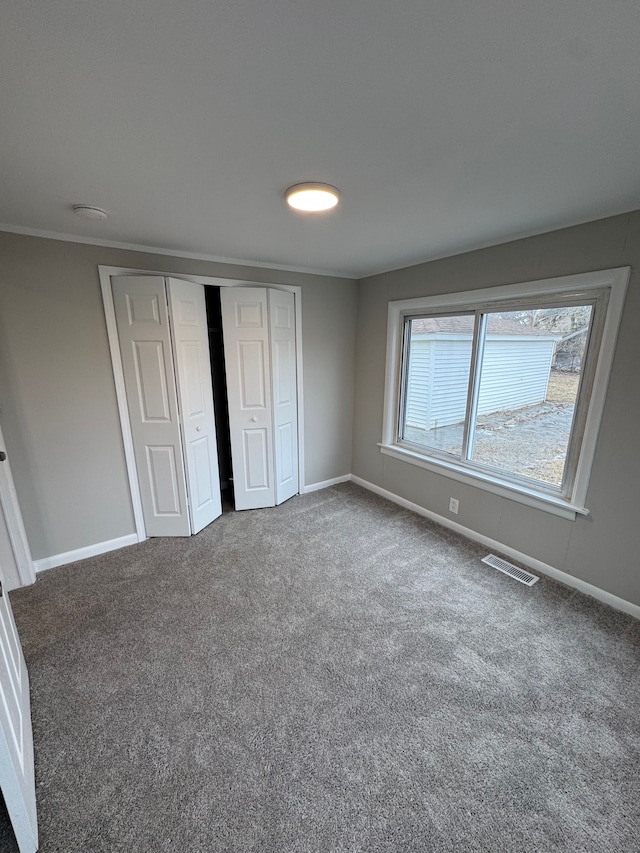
[
  {"xmin": 401, "ymin": 315, "xmax": 474, "ymax": 457},
  {"xmin": 469, "ymin": 306, "xmax": 592, "ymax": 487}
]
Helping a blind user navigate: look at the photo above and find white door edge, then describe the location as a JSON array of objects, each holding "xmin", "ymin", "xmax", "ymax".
[
  {"xmin": 0, "ymin": 561, "xmax": 38, "ymax": 852},
  {"xmin": 99, "ymin": 266, "xmax": 304, "ymax": 537},
  {"xmin": 0, "ymin": 424, "xmax": 35, "ymax": 589}
]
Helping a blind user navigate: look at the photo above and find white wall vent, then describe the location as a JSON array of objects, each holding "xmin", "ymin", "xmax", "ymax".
[{"xmin": 481, "ymin": 554, "xmax": 539, "ymax": 586}]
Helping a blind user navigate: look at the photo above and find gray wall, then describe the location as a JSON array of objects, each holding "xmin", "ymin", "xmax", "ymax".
[
  {"xmin": 0, "ymin": 232, "xmax": 357, "ymax": 560},
  {"xmin": 353, "ymin": 211, "xmax": 640, "ymax": 606}
]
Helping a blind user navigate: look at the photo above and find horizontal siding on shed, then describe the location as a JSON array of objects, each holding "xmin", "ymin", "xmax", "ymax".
[
  {"xmin": 403, "ymin": 334, "xmax": 556, "ymax": 433},
  {"xmin": 477, "ymin": 339, "xmax": 555, "ymax": 415},
  {"xmin": 429, "ymin": 340, "xmax": 472, "ymax": 427},
  {"xmin": 404, "ymin": 341, "xmax": 432, "ymax": 429},
  {"xmin": 405, "ymin": 339, "xmax": 472, "ymax": 430}
]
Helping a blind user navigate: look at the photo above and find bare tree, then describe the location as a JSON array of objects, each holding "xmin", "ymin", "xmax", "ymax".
[{"xmin": 496, "ymin": 305, "xmax": 591, "ymax": 334}]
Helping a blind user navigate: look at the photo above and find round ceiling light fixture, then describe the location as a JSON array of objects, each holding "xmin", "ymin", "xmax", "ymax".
[
  {"xmin": 72, "ymin": 204, "xmax": 108, "ymax": 220},
  {"xmin": 285, "ymin": 183, "xmax": 340, "ymax": 213}
]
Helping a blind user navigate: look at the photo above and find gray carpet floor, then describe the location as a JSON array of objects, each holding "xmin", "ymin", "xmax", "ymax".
[{"xmin": 0, "ymin": 483, "xmax": 638, "ymax": 852}]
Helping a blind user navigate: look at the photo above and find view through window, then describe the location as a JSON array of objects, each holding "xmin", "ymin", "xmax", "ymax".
[{"xmin": 401, "ymin": 304, "xmax": 593, "ymax": 491}]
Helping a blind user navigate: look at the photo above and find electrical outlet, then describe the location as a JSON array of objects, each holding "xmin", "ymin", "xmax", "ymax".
[{"xmin": 449, "ymin": 497, "xmax": 459, "ymax": 514}]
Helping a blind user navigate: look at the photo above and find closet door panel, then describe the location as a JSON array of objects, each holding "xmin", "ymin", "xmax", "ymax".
[
  {"xmin": 268, "ymin": 289, "xmax": 299, "ymax": 504},
  {"xmin": 112, "ymin": 276, "xmax": 190, "ymax": 536},
  {"xmin": 221, "ymin": 287, "xmax": 275, "ymax": 510},
  {"xmin": 167, "ymin": 279, "xmax": 222, "ymax": 534}
]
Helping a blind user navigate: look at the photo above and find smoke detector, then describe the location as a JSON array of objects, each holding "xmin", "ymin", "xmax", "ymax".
[{"xmin": 72, "ymin": 205, "xmax": 108, "ymax": 220}]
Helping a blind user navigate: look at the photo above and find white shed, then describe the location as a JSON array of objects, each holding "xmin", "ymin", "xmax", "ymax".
[{"xmin": 405, "ymin": 316, "xmax": 560, "ymax": 431}]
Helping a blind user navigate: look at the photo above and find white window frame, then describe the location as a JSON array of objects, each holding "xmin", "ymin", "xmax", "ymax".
[{"xmin": 380, "ymin": 267, "xmax": 630, "ymax": 520}]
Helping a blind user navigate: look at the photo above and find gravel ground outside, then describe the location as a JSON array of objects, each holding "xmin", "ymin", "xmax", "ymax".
[{"xmin": 404, "ymin": 371, "xmax": 580, "ymax": 486}]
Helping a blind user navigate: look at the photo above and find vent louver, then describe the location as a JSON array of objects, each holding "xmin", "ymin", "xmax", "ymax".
[{"xmin": 481, "ymin": 554, "xmax": 539, "ymax": 586}]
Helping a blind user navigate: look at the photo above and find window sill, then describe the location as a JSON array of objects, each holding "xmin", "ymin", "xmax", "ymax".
[{"xmin": 378, "ymin": 443, "xmax": 589, "ymax": 521}]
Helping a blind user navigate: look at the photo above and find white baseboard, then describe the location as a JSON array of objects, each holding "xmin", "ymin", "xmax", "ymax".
[
  {"xmin": 302, "ymin": 474, "xmax": 352, "ymax": 494},
  {"xmin": 30, "ymin": 478, "xmax": 639, "ymax": 619},
  {"xmin": 33, "ymin": 533, "xmax": 139, "ymax": 574},
  {"xmin": 351, "ymin": 475, "xmax": 640, "ymax": 620}
]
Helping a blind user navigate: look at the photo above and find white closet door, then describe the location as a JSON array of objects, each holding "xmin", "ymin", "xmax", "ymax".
[
  {"xmin": 167, "ymin": 279, "xmax": 222, "ymax": 534},
  {"xmin": 268, "ymin": 289, "xmax": 299, "ymax": 504},
  {"xmin": 112, "ymin": 276, "xmax": 190, "ymax": 536},
  {"xmin": 0, "ymin": 562, "xmax": 38, "ymax": 853},
  {"xmin": 220, "ymin": 287, "xmax": 275, "ymax": 510},
  {"xmin": 0, "ymin": 426, "xmax": 35, "ymax": 591}
]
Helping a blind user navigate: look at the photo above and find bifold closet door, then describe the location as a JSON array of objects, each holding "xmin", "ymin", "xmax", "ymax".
[
  {"xmin": 220, "ymin": 286, "xmax": 298, "ymax": 511},
  {"xmin": 167, "ymin": 279, "xmax": 222, "ymax": 533},
  {"xmin": 268, "ymin": 288, "xmax": 298, "ymax": 505},
  {"xmin": 112, "ymin": 276, "xmax": 191, "ymax": 536},
  {"xmin": 220, "ymin": 287, "xmax": 275, "ymax": 510},
  {"xmin": 113, "ymin": 276, "xmax": 222, "ymax": 537}
]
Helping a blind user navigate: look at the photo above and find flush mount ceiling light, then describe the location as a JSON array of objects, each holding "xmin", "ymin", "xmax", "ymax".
[
  {"xmin": 72, "ymin": 204, "xmax": 108, "ymax": 220},
  {"xmin": 285, "ymin": 183, "xmax": 340, "ymax": 213}
]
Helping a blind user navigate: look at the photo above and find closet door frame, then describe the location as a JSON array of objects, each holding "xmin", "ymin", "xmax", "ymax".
[{"xmin": 99, "ymin": 266, "xmax": 304, "ymax": 541}]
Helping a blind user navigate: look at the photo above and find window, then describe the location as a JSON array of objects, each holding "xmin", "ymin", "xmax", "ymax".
[{"xmin": 381, "ymin": 268, "xmax": 629, "ymax": 519}]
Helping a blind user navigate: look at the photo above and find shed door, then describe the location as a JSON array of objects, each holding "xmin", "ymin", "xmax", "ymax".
[{"xmin": 112, "ymin": 276, "xmax": 190, "ymax": 536}]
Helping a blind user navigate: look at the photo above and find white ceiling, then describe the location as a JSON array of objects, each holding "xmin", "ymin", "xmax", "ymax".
[{"xmin": 2, "ymin": 1, "xmax": 639, "ymax": 278}]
